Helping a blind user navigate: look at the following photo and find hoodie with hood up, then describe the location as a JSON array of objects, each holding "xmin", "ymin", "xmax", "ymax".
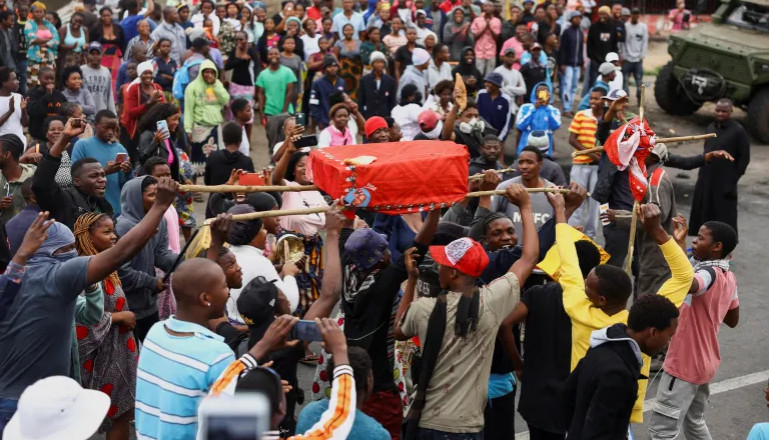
[
  {"xmin": 515, "ymin": 82, "xmax": 562, "ymax": 155},
  {"xmin": 183, "ymin": 59, "xmax": 231, "ymax": 130},
  {"xmin": 561, "ymin": 323, "xmax": 643, "ymax": 439},
  {"xmin": 116, "ymin": 177, "xmax": 178, "ymax": 319},
  {"xmin": 0, "ymin": 163, "xmax": 36, "ymax": 224}
]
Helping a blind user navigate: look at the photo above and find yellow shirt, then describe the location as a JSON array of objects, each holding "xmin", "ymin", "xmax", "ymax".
[
  {"xmin": 556, "ymin": 223, "xmax": 693, "ymax": 422},
  {"xmin": 568, "ymin": 109, "xmax": 599, "ymax": 165}
]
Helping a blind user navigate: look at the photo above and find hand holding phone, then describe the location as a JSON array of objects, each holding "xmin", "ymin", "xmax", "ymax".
[
  {"xmin": 289, "ymin": 320, "xmax": 324, "ymax": 342},
  {"xmin": 115, "ymin": 153, "xmax": 128, "ymax": 164}
]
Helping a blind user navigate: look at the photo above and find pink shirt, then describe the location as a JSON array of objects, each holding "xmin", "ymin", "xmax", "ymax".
[
  {"xmin": 279, "ymin": 180, "xmax": 327, "ymax": 236},
  {"xmin": 164, "ymin": 207, "xmax": 181, "ymax": 253},
  {"xmin": 471, "ymin": 16, "xmax": 501, "ymax": 60},
  {"xmin": 663, "ymin": 267, "xmax": 739, "ymax": 385},
  {"xmin": 499, "ymin": 37, "xmax": 524, "ymax": 70}
]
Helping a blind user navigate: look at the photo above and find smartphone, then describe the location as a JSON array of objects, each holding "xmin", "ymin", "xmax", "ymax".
[
  {"xmin": 290, "ymin": 320, "xmax": 323, "ymax": 342},
  {"xmin": 600, "ymin": 203, "xmax": 611, "ymax": 226},
  {"xmin": 156, "ymin": 120, "xmax": 169, "ymax": 135},
  {"xmin": 198, "ymin": 393, "xmax": 269, "ymax": 440},
  {"xmin": 295, "ymin": 112, "xmax": 307, "ymax": 127},
  {"xmin": 295, "ymin": 135, "xmax": 318, "ymax": 148},
  {"xmin": 115, "ymin": 153, "xmax": 128, "ymax": 164},
  {"xmin": 239, "ymin": 173, "xmax": 265, "ymax": 186}
]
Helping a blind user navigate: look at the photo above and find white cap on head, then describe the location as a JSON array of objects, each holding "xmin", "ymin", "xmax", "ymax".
[
  {"xmin": 651, "ymin": 142, "xmax": 669, "ymax": 162},
  {"xmin": 605, "ymin": 52, "xmax": 619, "ymax": 63},
  {"xmin": 599, "ymin": 61, "xmax": 617, "ymax": 75},
  {"xmin": 412, "ymin": 48, "xmax": 431, "ymax": 66},
  {"xmin": 369, "ymin": 50, "xmax": 388, "ymax": 67},
  {"xmin": 4, "ymin": 376, "xmax": 110, "ymax": 440}
]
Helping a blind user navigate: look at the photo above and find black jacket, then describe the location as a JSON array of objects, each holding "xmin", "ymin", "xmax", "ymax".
[
  {"xmin": 358, "ymin": 73, "xmax": 397, "ymax": 119},
  {"xmin": 204, "ymin": 149, "xmax": 255, "ymax": 186},
  {"xmin": 587, "ymin": 21, "xmax": 619, "ymax": 63},
  {"xmin": 562, "ymin": 323, "xmax": 643, "ymax": 440},
  {"xmin": 32, "ymin": 153, "xmax": 114, "ymax": 230},
  {"xmin": 27, "ymin": 88, "xmax": 68, "ymax": 141}
]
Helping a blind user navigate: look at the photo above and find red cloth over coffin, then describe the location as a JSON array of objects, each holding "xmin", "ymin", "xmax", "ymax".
[{"xmin": 307, "ymin": 141, "xmax": 470, "ymax": 215}]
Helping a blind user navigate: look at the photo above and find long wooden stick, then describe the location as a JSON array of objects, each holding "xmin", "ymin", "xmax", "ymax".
[
  {"xmin": 202, "ymin": 188, "xmax": 574, "ymax": 222},
  {"xmin": 179, "ymin": 184, "xmax": 319, "ymax": 193},
  {"xmin": 468, "ymin": 167, "xmax": 516, "ymax": 181},
  {"xmin": 624, "ymin": 201, "xmax": 640, "ymax": 275},
  {"xmin": 624, "ymin": 85, "xmax": 645, "ymax": 275},
  {"xmin": 466, "ymin": 188, "xmax": 571, "ymax": 197},
  {"xmin": 571, "ymin": 133, "xmax": 718, "ymax": 157}
]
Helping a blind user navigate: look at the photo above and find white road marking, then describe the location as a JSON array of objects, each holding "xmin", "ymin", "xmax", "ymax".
[{"xmin": 512, "ymin": 370, "xmax": 769, "ymax": 440}]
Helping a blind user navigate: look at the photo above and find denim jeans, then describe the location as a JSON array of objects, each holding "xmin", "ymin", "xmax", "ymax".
[
  {"xmin": 561, "ymin": 65, "xmax": 581, "ymax": 112},
  {"xmin": 0, "ymin": 397, "xmax": 18, "ymax": 436},
  {"xmin": 622, "ymin": 60, "xmax": 644, "ymax": 101},
  {"xmin": 418, "ymin": 428, "xmax": 483, "ymax": 440}
]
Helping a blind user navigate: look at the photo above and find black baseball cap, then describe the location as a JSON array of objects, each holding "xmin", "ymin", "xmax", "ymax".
[{"xmin": 237, "ymin": 276, "xmax": 279, "ymax": 343}]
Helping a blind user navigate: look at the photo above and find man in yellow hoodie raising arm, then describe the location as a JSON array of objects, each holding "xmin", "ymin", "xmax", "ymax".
[{"xmin": 556, "ymin": 201, "xmax": 694, "ymax": 424}]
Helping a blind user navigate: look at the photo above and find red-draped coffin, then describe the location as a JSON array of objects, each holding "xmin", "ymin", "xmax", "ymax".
[{"xmin": 307, "ymin": 141, "xmax": 470, "ymax": 215}]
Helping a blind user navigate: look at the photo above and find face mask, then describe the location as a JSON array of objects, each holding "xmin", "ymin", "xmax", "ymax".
[{"xmin": 459, "ymin": 117, "xmax": 484, "ymax": 134}]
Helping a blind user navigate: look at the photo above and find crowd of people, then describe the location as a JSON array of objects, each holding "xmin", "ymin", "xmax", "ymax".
[{"xmin": 0, "ymin": 0, "xmax": 760, "ymax": 439}]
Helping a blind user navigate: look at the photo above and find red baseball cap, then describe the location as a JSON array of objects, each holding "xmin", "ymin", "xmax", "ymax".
[
  {"xmin": 418, "ymin": 109, "xmax": 440, "ymax": 131},
  {"xmin": 429, "ymin": 237, "xmax": 489, "ymax": 277},
  {"xmin": 364, "ymin": 116, "xmax": 388, "ymax": 138}
]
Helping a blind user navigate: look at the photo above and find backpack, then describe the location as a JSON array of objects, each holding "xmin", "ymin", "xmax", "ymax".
[{"xmin": 172, "ymin": 58, "xmax": 204, "ymax": 100}]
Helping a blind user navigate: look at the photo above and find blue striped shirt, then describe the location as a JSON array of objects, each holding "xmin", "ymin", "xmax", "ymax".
[{"xmin": 135, "ymin": 316, "xmax": 235, "ymax": 440}]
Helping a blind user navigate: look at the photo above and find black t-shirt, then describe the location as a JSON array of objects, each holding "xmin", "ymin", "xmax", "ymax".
[
  {"xmin": 339, "ymin": 228, "xmax": 428, "ymax": 392},
  {"xmin": 517, "ymin": 282, "xmax": 572, "ymax": 432},
  {"xmin": 394, "ymin": 44, "xmax": 424, "ymax": 71}
]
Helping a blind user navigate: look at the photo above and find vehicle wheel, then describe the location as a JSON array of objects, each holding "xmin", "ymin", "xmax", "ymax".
[
  {"xmin": 747, "ymin": 88, "xmax": 769, "ymax": 143},
  {"xmin": 654, "ymin": 61, "xmax": 702, "ymax": 116}
]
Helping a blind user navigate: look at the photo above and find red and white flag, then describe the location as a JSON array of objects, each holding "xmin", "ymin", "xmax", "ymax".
[{"xmin": 602, "ymin": 117, "xmax": 656, "ymax": 202}]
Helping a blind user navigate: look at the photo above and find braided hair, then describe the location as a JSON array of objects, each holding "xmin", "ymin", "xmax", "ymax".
[{"xmin": 74, "ymin": 213, "xmax": 122, "ymax": 288}]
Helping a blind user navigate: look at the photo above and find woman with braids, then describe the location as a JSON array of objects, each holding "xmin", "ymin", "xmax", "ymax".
[
  {"xmin": 272, "ymin": 118, "xmax": 326, "ymax": 323},
  {"xmin": 74, "ymin": 212, "xmax": 137, "ymax": 440},
  {"xmin": 136, "ymin": 102, "xmax": 197, "ymax": 240}
]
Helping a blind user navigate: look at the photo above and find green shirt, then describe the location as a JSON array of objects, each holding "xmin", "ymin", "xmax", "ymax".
[{"xmin": 256, "ymin": 66, "xmax": 297, "ymax": 116}]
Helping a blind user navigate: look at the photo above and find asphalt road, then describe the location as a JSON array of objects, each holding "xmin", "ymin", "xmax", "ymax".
[{"xmin": 101, "ymin": 72, "xmax": 769, "ymax": 440}]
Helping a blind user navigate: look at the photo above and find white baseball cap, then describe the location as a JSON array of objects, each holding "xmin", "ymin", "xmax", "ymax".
[
  {"xmin": 605, "ymin": 52, "xmax": 619, "ymax": 63},
  {"xmin": 4, "ymin": 376, "xmax": 110, "ymax": 440}
]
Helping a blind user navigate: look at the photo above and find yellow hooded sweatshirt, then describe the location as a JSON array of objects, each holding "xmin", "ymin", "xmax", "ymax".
[{"xmin": 556, "ymin": 222, "xmax": 694, "ymax": 423}]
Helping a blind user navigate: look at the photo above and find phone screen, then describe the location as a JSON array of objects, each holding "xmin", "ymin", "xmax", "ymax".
[
  {"xmin": 295, "ymin": 113, "xmax": 307, "ymax": 127},
  {"xmin": 290, "ymin": 320, "xmax": 324, "ymax": 341},
  {"xmin": 205, "ymin": 415, "xmax": 261, "ymax": 440},
  {"xmin": 115, "ymin": 153, "xmax": 127, "ymax": 164}
]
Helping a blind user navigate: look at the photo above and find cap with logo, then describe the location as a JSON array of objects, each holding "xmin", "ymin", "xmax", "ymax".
[
  {"xmin": 603, "ymin": 88, "xmax": 629, "ymax": 101},
  {"xmin": 343, "ymin": 228, "xmax": 389, "ymax": 270},
  {"xmin": 429, "ymin": 237, "xmax": 489, "ymax": 277},
  {"xmin": 237, "ymin": 276, "xmax": 279, "ymax": 343}
]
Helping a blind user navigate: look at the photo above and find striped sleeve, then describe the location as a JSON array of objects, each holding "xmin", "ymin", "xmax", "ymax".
[
  {"xmin": 209, "ymin": 353, "xmax": 260, "ymax": 396},
  {"xmin": 693, "ymin": 267, "xmax": 717, "ymax": 297},
  {"xmin": 290, "ymin": 365, "xmax": 356, "ymax": 440}
]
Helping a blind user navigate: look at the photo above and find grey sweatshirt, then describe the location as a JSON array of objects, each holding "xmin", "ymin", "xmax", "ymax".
[
  {"xmin": 61, "ymin": 87, "xmax": 97, "ymax": 119},
  {"xmin": 80, "ymin": 64, "xmax": 116, "ymax": 114},
  {"xmin": 490, "ymin": 176, "xmax": 555, "ymax": 243},
  {"xmin": 622, "ymin": 22, "xmax": 648, "ymax": 62},
  {"xmin": 116, "ymin": 177, "xmax": 179, "ymax": 319}
]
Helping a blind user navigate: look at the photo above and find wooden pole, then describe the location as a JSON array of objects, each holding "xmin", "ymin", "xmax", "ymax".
[
  {"xmin": 468, "ymin": 167, "xmax": 516, "ymax": 181},
  {"xmin": 466, "ymin": 188, "xmax": 571, "ymax": 197},
  {"xmin": 571, "ymin": 133, "xmax": 718, "ymax": 157},
  {"xmin": 624, "ymin": 85, "xmax": 645, "ymax": 275},
  {"xmin": 179, "ymin": 184, "xmax": 319, "ymax": 193},
  {"xmin": 201, "ymin": 188, "xmax": 575, "ymax": 222}
]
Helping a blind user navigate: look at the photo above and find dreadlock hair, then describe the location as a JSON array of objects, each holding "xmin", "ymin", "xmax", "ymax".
[{"xmin": 74, "ymin": 213, "xmax": 121, "ymax": 288}]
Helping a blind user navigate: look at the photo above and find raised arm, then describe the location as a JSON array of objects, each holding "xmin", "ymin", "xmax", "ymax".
[
  {"xmin": 303, "ymin": 208, "xmax": 346, "ymax": 321},
  {"xmin": 394, "ymin": 246, "xmax": 420, "ymax": 341},
  {"xmin": 640, "ymin": 203, "xmax": 693, "ymax": 306},
  {"xmin": 505, "ymin": 184, "xmax": 538, "ymax": 285},
  {"xmin": 87, "ymin": 177, "xmax": 179, "ymax": 285}
]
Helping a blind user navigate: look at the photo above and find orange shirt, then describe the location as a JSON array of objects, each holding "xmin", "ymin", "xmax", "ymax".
[{"xmin": 569, "ymin": 109, "xmax": 598, "ymax": 164}]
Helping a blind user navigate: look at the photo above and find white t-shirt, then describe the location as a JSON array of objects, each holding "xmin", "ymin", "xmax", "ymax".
[
  {"xmin": 239, "ymin": 126, "xmax": 249, "ymax": 156},
  {"xmin": 0, "ymin": 94, "xmax": 26, "ymax": 148},
  {"xmin": 227, "ymin": 245, "xmax": 299, "ymax": 324},
  {"xmin": 391, "ymin": 103, "xmax": 423, "ymax": 141},
  {"xmin": 300, "ymin": 34, "xmax": 322, "ymax": 62}
]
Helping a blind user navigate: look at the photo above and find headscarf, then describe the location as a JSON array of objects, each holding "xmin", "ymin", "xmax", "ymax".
[
  {"xmin": 31, "ymin": 1, "xmax": 46, "ymax": 12},
  {"xmin": 74, "ymin": 213, "xmax": 121, "ymax": 288},
  {"xmin": 243, "ymin": 193, "xmax": 278, "ymax": 212},
  {"xmin": 227, "ymin": 204, "xmax": 263, "ymax": 246},
  {"xmin": 131, "ymin": 60, "xmax": 156, "ymax": 86},
  {"xmin": 284, "ymin": 16, "xmax": 301, "ymax": 28},
  {"xmin": 27, "ymin": 222, "xmax": 77, "ymax": 266}
]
